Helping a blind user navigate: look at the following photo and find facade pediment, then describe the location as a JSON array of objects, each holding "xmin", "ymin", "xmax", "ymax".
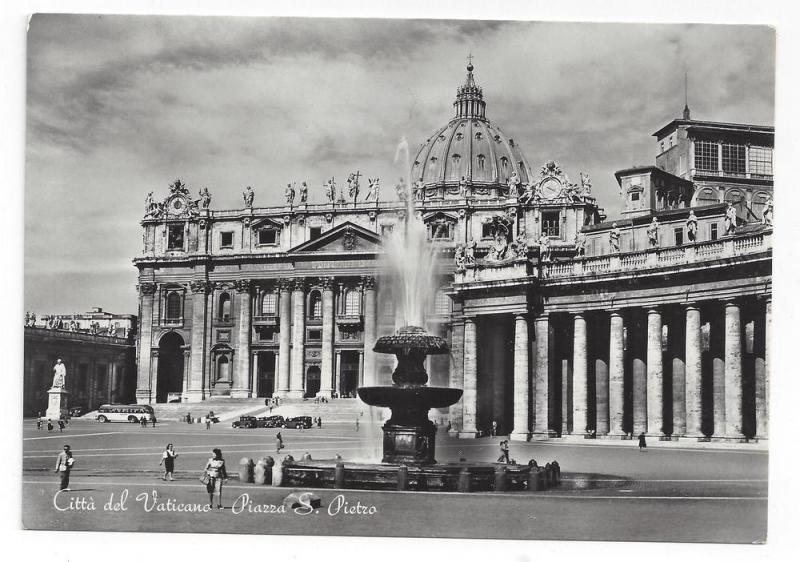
[
  {"xmin": 289, "ymin": 222, "xmax": 381, "ymax": 254},
  {"xmin": 250, "ymin": 217, "xmax": 283, "ymax": 230},
  {"xmin": 422, "ymin": 211, "xmax": 459, "ymax": 223}
]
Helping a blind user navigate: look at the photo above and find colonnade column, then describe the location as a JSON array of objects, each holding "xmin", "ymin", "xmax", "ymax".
[
  {"xmin": 181, "ymin": 346, "xmax": 190, "ymax": 401},
  {"xmin": 232, "ymin": 279, "xmax": 252, "ymax": 398},
  {"xmin": 318, "ymin": 277, "xmax": 335, "ymax": 398},
  {"xmin": 135, "ymin": 282, "xmax": 157, "ymax": 404},
  {"xmin": 670, "ymin": 311, "xmax": 687, "ymax": 437},
  {"xmin": 334, "ymin": 351, "xmax": 342, "ymax": 396},
  {"xmin": 724, "ymin": 300, "xmax": 744, "ymax": 438},
  {"xmin": 608, "ymin": 311, "xmax": 625, "ymax": 436},
  {"xmin": 646, "ymin": 308, "xmax": 664, "ymax": 436},
  {"xmin": 276, "ymin": 280, "xmax": 292, "ymax": 397},
  {"xmin": 533, "ymin": 313, "xmax": 550, "ymax": 437},
  {"xmin": 289, "ymin": 279, "xmax": 306, "ymax": 399},
  {"xmin": 362, "ymin": 276, "xmax": 377, "ymax": 387},
  {"xmin": 755, "ymin": 297, "xmax": 770, "ymax": 438},
  {"xmin": 448, "ymin": 320, "xmax": 465, "ymax": 434},
  {"xmin": 251, "ymin": 352, "xmax": 259, "ymax": 398},
  {"xmin": 187, "ymin": 280, "xmax": 211, "ymax": 403},
  {"xmin": 571, "ymin": 313, "xmax": 588, "ymax": 436},
  {"xmin": 684, "ymin": 304, "xmax": 703, "ymax": 438},
  {"xmin": 459, "ymin": 317, "xmax": 478, "ymax": 437},
  {"xmin": 510, "ymin": 313, "xmax": 530, "ymax": 441}
]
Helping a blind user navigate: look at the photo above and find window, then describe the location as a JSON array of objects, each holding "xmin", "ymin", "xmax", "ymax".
[
  {"xmin": 167, "ymin": 225, "xmax": 184, "ymax": 250},
  {"xmin": 165, "ymin": 292, "xmax": 182, "ymax": 321},
  {"xmin": 721, "ymin": 143, "xmax": 746, "ymax": 174},
  {"xmin": 476, "ymin": 154, "xmax": 486, "ymax": 171},
  {"xmin": 429, "ymin": 222, "xmax": 452, "ymax": 240},
  {"xmin": 481, "ymin": 222, "xmax": 493, "ymax": 239},
  {"xmin": 220, "ymin": 232, "xmax": 233, "ymax": 248},
  {"xmin": 749, "ymin": 146, "xmax": 773, "ymax": 176},
  {"xmin": 309, "ymin": 291, "xmax": 322, "ymax": 319},
  {"xmin": 710, "ymin": 223, "xmax": 718, "ymax": 241},
  {"xmin": 696, "ymin": 188, "xmax": 718, "ymax": 206},
  {"xmin": 344, "ymin": 290, "xmax": 360, "ymax": 316},
  {"xmin": 451, "ymin": 154, "xmax": 461, "ymax": 164},
  {"xmin": 541, "ymin": 211, "xmax": 560, "ymax": 237},
  {"xmin": 630, "ymin": 192, "xmax": 640, "ymax": 202},
  {"xmin": 500, "ymin": 156, "xmax": 508, "ymax": 170},
  {"xmin": 381, "ymin": 225, "xmax": 394, "ymax": 237},
  {"xmin": 218, "ymin": 293, "xmax": 231, "ymax": 321},
  {"xmin": 308, "ymin": 329, "xmax": 322, "ymax": 342},
  {"xmin": 669, "ymin": 136, "xmax": 674, "ymax": 148},
  {"xmin": 674, "ymin": 227, "xmax": 684, "ymax": 246},
  {"xmin": 694, "ymin": 141, "xmax": 719, "ymax": 172},
  {"xmin": 258, "ymin": 229, "xmax": 277, "ymax": 245},
  {"xmin": 660, "ymin": 141, "xmax": 665, "ymax": 152},
  {"xmin": 310, "ymin": 227, "xmax": 323, "ymax": 241},
  {"xmin": 434, "ymin": 290, "xmax": 450, "ymax": 316},
  {"xmin": 216, "ymin": 356, "xmax": 230, "ymax": 382},
  {"xmin": 261, "ymin": 292, "xmax": 277, "ymax": 316}
]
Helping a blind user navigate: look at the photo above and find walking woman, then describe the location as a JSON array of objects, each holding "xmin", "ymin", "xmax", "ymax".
[
  {"xmin": 203, "ymin": 448, "xmax": 228, "ymax": 509},
  {"xmin": 160, "ymin": 443, "xmax": 178, "ymax": 481},
  {"xmin": 638, "ymin": 432, "xmax": 647, "ymax": 452},
  {"xmin": 276, "ymin": 431, "xmax": 284, "ymax": 453}
]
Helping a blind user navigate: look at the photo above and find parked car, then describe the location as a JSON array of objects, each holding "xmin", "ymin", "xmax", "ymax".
[
  {"xmin": 282, "ymin": 416, "xmax": 313, "ymax": 429},
  {"xmin": 68, "ymin": 405, "xmax": 87, "ymax": 418},
  {"xmin": 257, "ymin": 415, "xmax": 285, "ymax": 428},
  {"xmin": 232, "ymin": 415, "xmax": 258, "ymax": 429}
]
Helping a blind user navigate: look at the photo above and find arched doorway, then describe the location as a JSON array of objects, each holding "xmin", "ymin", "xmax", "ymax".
[
  {"xmin": 305, "ymin": 366, "xmax": 321, "ymax": 397},
  {"xmin": 157, "ymin": 332, "xmax": 184, "ymax": 403},
  {"xmin": 340, "ymin": 351, "xmax": 360, "ymax": 397}
]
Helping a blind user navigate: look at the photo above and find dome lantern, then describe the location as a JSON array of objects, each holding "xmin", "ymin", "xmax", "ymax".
[{"xmin": 453, "ymin": 59, "xmax": 486, "ymax": 121}]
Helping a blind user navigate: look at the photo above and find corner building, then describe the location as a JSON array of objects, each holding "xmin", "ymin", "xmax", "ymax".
[{"xmin": 134, "ymin": 63, "xmax": 771, "ymax": 442}]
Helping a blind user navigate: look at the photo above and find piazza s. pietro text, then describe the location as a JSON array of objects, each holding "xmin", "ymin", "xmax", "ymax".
[{"xmin": 22, "ymin": 16, "xmax": 772, "ymax": 544}]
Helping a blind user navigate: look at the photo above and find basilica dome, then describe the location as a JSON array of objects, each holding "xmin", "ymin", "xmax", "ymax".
[{"xmin": 412, "ymin": 63, "xmax": 534, "ymax": 189}]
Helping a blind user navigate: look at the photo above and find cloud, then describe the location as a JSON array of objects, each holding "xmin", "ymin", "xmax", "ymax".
[{"xmin": 24, "ymin": 16, "xmax": 774, "ymax": 314}]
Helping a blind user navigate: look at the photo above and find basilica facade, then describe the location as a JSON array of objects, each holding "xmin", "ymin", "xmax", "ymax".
[{"xmin": 134, "ymin": 63, "xmax": 772, "ymax": 442}]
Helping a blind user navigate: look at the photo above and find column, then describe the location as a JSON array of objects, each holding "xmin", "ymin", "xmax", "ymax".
[
  {"xmin": 646, "ymin": 308, "xmax": 664, "ymax": 436},
  {"xmin": 276, "ymin": 280, "xmax": 292, "ymax": 397},
  {"xmin": 318, "ymin": 277, "xmax": 335, "ymax": 398},
  {"xmin": 232, "ymin": 279, "xmax": 252, "ymax": 398},
  {"xmin": 358, "ymin": 350, "xmax": 364, "ymax": 386},
  {"xmin": 273, "ymin": 353, "xmax": 279, "ymax": 395},
  {"xmin": 711, "ymin": 313, "xmax": 726, "ymax": 436},
  {"xmin": 459, "ymin": 317, "xmax": 478, "ymax": 437},
  {"xmin": 684, "ymin": 305, "xmax": 703, "ymax": 437},
  {"xmin": 148, "ymin": 352, "xmax": 158, "ymax": 408},
  {"xmin": 533, "ymin": 314, "xmax": 550, "ymax": 436},
  {"xmin": 510, "ymin": 313, "xmax": 530, "ymax": 441},
  {"xmin": 670, "ymin": 312, "xmax": 687, "ymax": 437},
  {"xmin": 594, "ymin": 314, "xmax": 610, "ymax": 435},
  {"xmin": 181, "ymin": 346, "xmax": 190, "ymax": 401},
  {"xmin": 448, "ymin": 320, "xmax": 465, "ymax": 434},
  {"xmin": 334, "ymin": 351, "xmax": 342, "ymax": 396},
  {"xmin": 289, "ymin": 279, "xmax": 306, "ymax": 399},
  {"xmin": 608, "ymin": 311, "xmax": 625, "ymax": 436},
  {"xmin": 571, "ymin": 313, "xmax": 588, "ymax": 436},
  {"xmin": 724, "ymin": 300, "xmax": 744, "ymax": 438},
  {"xmin": 632, "ymin": 313, "xmax": 648, "ymax": 436},
  {"xmin": 251, "ymin": 352, "xmax": 259, "ymax": 398},
  {"xmin": 187, "ymin": 280, "xmax": 210, "ymax": 402},
  {"xmin": 755, "ymin": 297, "xmax": 770, "ymax": 438},
  {"xmin": 135, "ymin": 282, "xmax": 157, "ymax": 403},
  {"xmin": 362, "ymin": 276, "xmax": 378, "ymax": 386}
]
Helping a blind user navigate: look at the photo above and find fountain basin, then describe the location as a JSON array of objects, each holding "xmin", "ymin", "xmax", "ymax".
[{"xmin": 358, "ymin": 386, "xmax": 462, "ymax": 409}]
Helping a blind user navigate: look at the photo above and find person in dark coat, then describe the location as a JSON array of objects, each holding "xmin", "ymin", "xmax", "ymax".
[
  {"xmin": 638, "ymin": 432, "xmax": 647, "ymax": 451},
  {"xmin": 276, "ymin": 431, "xmax": 284, "ymax": 453}
]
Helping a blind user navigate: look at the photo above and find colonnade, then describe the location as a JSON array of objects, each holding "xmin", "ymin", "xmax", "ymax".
[{"xmin": 452, "ymin": 296, "xmax": 770, "ymax": 441}]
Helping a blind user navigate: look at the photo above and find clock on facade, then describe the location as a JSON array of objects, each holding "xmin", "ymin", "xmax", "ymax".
[{"xmin": 540, "ymin": 178, "xmax": 561, "ymax": 199}]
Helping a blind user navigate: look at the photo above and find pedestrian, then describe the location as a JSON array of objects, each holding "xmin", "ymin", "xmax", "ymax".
[
  {"xmin": 491, "ymin": 419, "xmax": 498, "ymax": 437},
  {"xmin": 141, "ymin": 415, "xmax": 148, "ymax": 428},
  {"xmin": 202, "ymin": 448, "xmax": 228, "ymax": 510},
  {"xmin": 446, "ymin": 420, "xmax": 452, "ymax": 432},
  {"xmin": 58, "ymin": 420, "xmax": 65, "ymax": 432},
  {"xmin": 638, "ymin": 432, "xmax": 647, "ymax": 451},
  {"xmin": 186, "ymin": 412, "xmax": 192, "ymax": 424},
  {"xmin": 54, "ymin": 445, "xmax": 74, "ymax": 491},
  {"xmin": 317, "ymin": 417, "xmax": 322, "ymax": 429},
  {"xmin": 269, "ymin": 405, "xmax": 273, "ymax": 414},
  {"xmin": 47, "ymin": 419, "xmax": 53, "ymax": 431},
  {"xmin": 36, "ymin": 418, "xmax": 42, "ymax": 430},
  {"xmin": 276, "ymin": 431, "xmax": 284, "ymax": 453},
  {"xmin": 205, "ymin": 416, "xmax": 211, "ymax": 430},
  {"xmin": 355, "ymin": 416, "xmax": 359, "ymax": 432},
  {"xmin": 151, "ymin": 415, "xmax": 157, "ymax": 428},
  {"xmin": 160, "ymin": 443, "xmax": 178, "ymax": 481},
  {"xmin": 497, "ymin": 440, "xmax": 510, "ymax": 463}
]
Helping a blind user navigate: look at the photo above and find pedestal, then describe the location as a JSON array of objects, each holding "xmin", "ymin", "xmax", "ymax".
[{"xmin": 46, "ymin": 387, "xmax": 69, "ymax": 419}]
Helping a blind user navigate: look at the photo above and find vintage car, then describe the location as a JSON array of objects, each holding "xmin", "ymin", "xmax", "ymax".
[
  {"xmin": 282, "ymin": 416, "xmax": 313, "ymax": 429},
  {"xmin": 232, "ymin": 415, "xmax": 258, "ymax": 429},
  {"xmin": 257, "ymin": 415, "xmax": 285, "ymax": 428}
]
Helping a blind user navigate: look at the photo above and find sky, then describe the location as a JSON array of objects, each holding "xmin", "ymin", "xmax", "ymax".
[{"xmin": 24, "ymin": 15, "xmax": 775, "ymax": 315}]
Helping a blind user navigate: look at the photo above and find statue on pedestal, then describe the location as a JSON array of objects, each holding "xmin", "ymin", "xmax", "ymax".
[
  {"xmin": 454, "ymin": 244, "xmax": 466, "ymax": 271},
  {"xmin": 299, "ymin": 182, "xmax": 308, "ymax": 204},
  {"xmin": 395, "ymin": 178, "xmax": 408, "ymax": 201},
  {"xmin": 324, "ymin": 178, "xmax": 336, "ymax": 203},
  {"xmin": 538, "ymin": 235, "xmax": 552, "ymax": 262},
  {"xmin": 574, "ymin": 231, "xmax": 587, "ymax": 256},
  {"xmin": 610, "ymin": 223, "xmax": 621, "ymax": 252},
  {"xmin": 366, "ymin": 178, "xmax": 380, "ymax": 202},
  {"xmin": 459, "ymin": 176, "xmax": 469, "ymax": 198},
  {"xmin": 413, "ymin": 179, "xmax": 425, "ymax": 201},
  {"xmin": 199, "ymin": 187, "xmax": 212, "ymax": 209},
  {"xmin": 686, "ymin": 210, "xmax": 698, "ymax": 241},
  {"xmin": 347, "ymin": 172, "xmax": 362, "ymax": 202},
  {"xmin": 724, "ymin": 202, "xmax": 738, "ymax": 235},
  {"xmin": 243, "ymin": 186, "xmax": 255, "ymax": 208},
  {"xmin": 580, "ymin": 172, "xmax": 592, "ymax": 195},
  {"xmin": 51, "ymin": 359, "xmax": 67, "ymax": 389},
  {"xmin": 464, "ymin": 241, "xmax": 476, "ymax": 265},
  {"xmin": 647, "ymin": 217, "xmax": 660, "ymax": 248},
  {"xmin": 506, "ymin": 172, "xmax": 521, "ymax": 195},
  {"xmin": 513, "ymin": 230, "xmax": 528, "ymax": 258}
]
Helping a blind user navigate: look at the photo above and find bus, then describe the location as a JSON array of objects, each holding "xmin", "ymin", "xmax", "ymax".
[{"xmin": 96, "ymin": 404, "xmax": 154, "ymax": 423}]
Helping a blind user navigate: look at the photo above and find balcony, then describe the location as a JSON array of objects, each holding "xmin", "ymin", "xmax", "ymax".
[
  {"xmin": 160, "ymin": 317, "xmax": 184, "ymax": 328},
  {"xmin": 252, "ymin": 314, "xmax": 278, "ymax": 326},
  {"xmin": 454, "ymin": 257, "xmax": 532, "ymax": 284},
  {"xmin": 213, "ymin": 315, "xmax": 234, "ymax": 327},
  {"xmin": 336, "ymin": 314, "xmax": 363, "ymax": 328}
]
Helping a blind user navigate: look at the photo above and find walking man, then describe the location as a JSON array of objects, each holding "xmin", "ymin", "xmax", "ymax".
[
  {"xmin": 55, "ymin": 445, "xmax": 74, "ymax": 491},
  {"xmin": 638, "ymin": 432, "xmax": 647, "ymax": 452},
  {"xmin": 276, "ymin": 431, "xmax": 284, "ymax": 453},
  {"xmin": 491, "ymin": 419, "xmax": 498, "ymax": 437},
  {"xmin": 205, "ymin": 416, "xmax": 211, "ymax": 430}
]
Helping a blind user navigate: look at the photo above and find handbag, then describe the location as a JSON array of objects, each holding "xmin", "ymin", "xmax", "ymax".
[{"xmin": 199, "ymin": 472, "xmax": 210, "ymax": 485}]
